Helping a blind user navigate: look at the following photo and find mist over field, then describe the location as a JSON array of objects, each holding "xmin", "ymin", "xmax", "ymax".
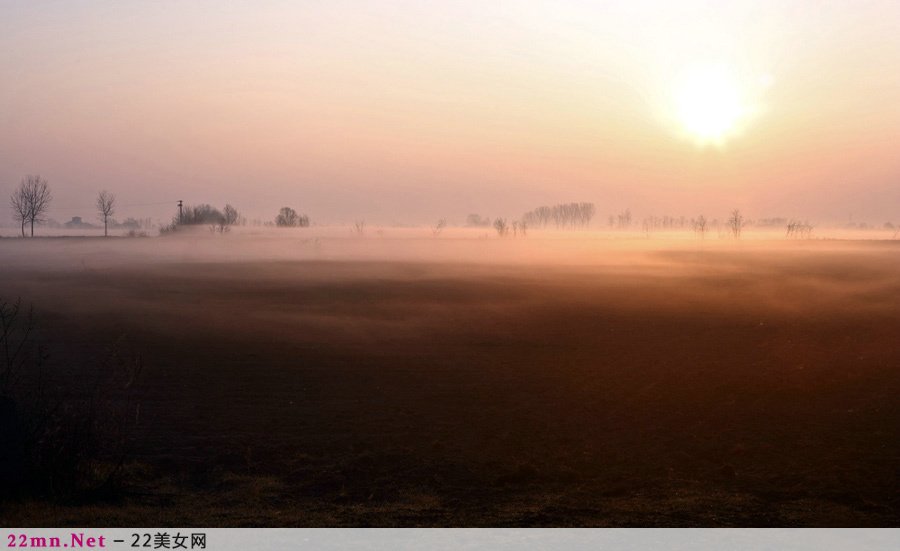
[
  {"xmin": 1, "ymin": 0, "xmax": 899, "ymax": 531},
  {"xmin": 1, "ymin": 232, "xmax": 898, "ymax": 526}
]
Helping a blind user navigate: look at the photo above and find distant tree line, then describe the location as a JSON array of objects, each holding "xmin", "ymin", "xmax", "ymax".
[
  {"xmin": 171, "ymin": 204, "xmax": 310, "ymax": 232},
  {"xmin": 179, "ymin": 204, "xmax": 241, "ymax": 226},
  {"xmin": 521, "ymin": 202, "xmax": 596, "ymax": 229},
  {"xmin": 757, "ymin": 217, "xmax": 788, "ymax": 227},
  {"xmin": 465, "ymin": 214, "xmax": 492, "ymax": 228},
  {"xmin": 641, "ymin": 215, "xmax": 688, "ymax": 236},
  {"xmin": 3, "ymin": 169, "xmax": 321, "ymax": 238}
]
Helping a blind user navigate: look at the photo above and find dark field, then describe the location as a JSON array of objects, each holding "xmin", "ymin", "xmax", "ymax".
[{"xmin": 1, "ymin": 235, "xmax": 898, "ymax": 526}]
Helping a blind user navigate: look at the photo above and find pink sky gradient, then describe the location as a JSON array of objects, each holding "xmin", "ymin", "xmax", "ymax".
[{"xmin": 1, "ymin": 1, "xmax": 898, "ymax": 226}]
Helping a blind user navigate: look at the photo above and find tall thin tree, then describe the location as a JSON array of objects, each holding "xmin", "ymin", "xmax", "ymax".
[
  {"xmin": 727, "ymin": 209, "xmax": 744, "ymax": 239},
  {"xmin": 96, "ymin": 190, "xmax": 116, "ymax": 237}
]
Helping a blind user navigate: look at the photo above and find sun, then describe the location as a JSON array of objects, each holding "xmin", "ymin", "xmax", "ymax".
[{"xmin": 674, "ymin": 64, "xmax": 744, "ymax": 143}]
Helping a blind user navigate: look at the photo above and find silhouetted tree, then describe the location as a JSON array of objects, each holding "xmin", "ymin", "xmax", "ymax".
[
  {"xmin": 275, "ymin": 207, "xmax": 299, "ymax": 227},
  {"xmin": 207, "ymin": 204, "xmax": 241, "ymax": 234},
  {"xmin": 431, "ymin": 218, "xmax": 446, "ymax": 238},
  {"xmin": 11, "ymin": 175, "xmax": 52, "ymax": 237},
  {"xmin": 786, "ymin": 220, "xmax": 813, "ymax": 239},
  {"xmin": 641, "ymin": 217, "xmax": 653, "ymax": 238},
  {"xmin": 96, "ymin": 190, "xmax": 116, "ymax": 237},
  {"xmin": 223, "ymin": 204, "xmax": 240, "ymax": 226},
  {"xmin": 691, "ymin": 215, "xmax": 708, "ymax": 239},
  {"xmin": 180, "ymin": 204, "xmax": 223, "ymax": 226},
  {"xmin": 465, "ymin": 214, "xmax": 491, "ymax": 228},
  {"xmin": 727, "ymin": 209, "xmax": 744, "ymax": 239},
  {"xmin": 579, "ymin": 202, "xmax": 596, "ymax": 228},
  {"xmin": 493, "ymin": 217, "xmax": 508, "ymax": 237},
  {"xmin": 9, "ymin": 188, "xmax": 28, "ymax": 237},
  {"xmin": 521, "ymin": 202, "xmax": 596, "ymax": 229}
]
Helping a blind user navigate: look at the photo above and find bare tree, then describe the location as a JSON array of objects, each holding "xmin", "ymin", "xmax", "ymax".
[
  {"xmin": 275, "ymin": 207, "xmax": 299, "ymax": 227},
  {"xmin": 785, "ymin": 220, "xmax": 813, "ymax": 239},
  {"xmin": 727, "ymin": 209, "xmax": 744, "ymax": 239},
  {"xmin": 431, "ymin": 218, "xmax": 446, "ymax": 238},
  {"xmin": 580, "ymin": 202, "xmax": 596, "ymax": 228},
  {"xmin": 465, "ymin": 214, "xmax": 490, "ymax": 228},
  {"xmin": 691, "ymin": 215, "xmax": 708, "ymax": 239},
  {"xmin": 27, "ymin": 176, "xmax": 52, "ymax": 237},
  {"xmin": 9, "ymin": 188, "xmax": 28, "ymax": 237},
  {"xmin": 96, "ymin": 190, "xmax": 116, "ymax": 237},
  {"xmin": 351, "ymin": 220, "xmax": 365, "ymax": 237},
  {"xmin": 522, "ymin": 202, "xmax": 596, "ymax": 230},
  {"xmin": 180, "ymin": 204, "xmax": 223, "ymax": 226},
  {"xmin": 223, "ymin": 204, "xmax": 240, "ymax": 226},
  {"xmin": 641, "ymin": 217, "xmax": 653, "ymax": 238},
  {"xmin": 493, "ymin": 217, "xmax": 508, "ymax": 237},
  {"xmin": 208, "ymin": 204, "xmax": 241, "ymax": 234},
  {"xmin": 11, "ymin": 175, "xmax": 52, "ymax": 237}
]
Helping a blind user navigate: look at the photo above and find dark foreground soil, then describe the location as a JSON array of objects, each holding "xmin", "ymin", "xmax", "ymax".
[{"xmin": 1, "ymin": 238, "xmax": 898, "ymax": 526}]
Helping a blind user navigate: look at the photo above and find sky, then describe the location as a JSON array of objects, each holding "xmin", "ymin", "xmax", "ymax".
[{"xmin": 1, "ymin": 1, "xmax": 898, "ymax": 226}]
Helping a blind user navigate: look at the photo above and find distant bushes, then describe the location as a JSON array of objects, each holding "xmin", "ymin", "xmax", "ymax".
[
  {"xmin": 158, "ymin": 222, "xmax": 178, "ymax": 235},
  {"xmin": 492, "ymin": 218, "xmax": 508, "ymax": 237},
  {"xmin": 465, "ymin": 214, "xmax": 491, "ymax": 228},
  {"xmin": 179, "ymin": 204, "xmax": 240, "ymax": 226},
  {"xmin": 160, "ymin": 203, "xmax": 246, "ymax": 235},
  {"xmin": 275, "ymin": 207, "xmax": 310, "ymax": 228}
]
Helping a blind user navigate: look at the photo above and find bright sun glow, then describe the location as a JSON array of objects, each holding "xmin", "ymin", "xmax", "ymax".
[{"xmin": 675, "ymin": 65, "xmax": 744, "ymax": 143}]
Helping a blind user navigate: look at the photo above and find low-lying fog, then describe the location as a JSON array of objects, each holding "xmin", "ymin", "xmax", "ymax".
[
  {"xmin": 3, "ymin": 224, "xmax": 899, "ymax": 270},
  {"xmin": 2, "ymin": 227, "xmax": 899, "ymax": 336},
  {"xmin": 2, "ymin": 225, "xmax": 899, "ymax": 527}
]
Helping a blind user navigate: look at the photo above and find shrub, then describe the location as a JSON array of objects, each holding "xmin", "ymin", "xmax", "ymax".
[
  {"xmin": 0, "ymin": 298, "xmax": 143, "ymax": 500},
  {"xmin": 275, "ymin": 207, "xmax": 310, "ymax": 228},
  {"xmin": 493, "ymin": 218, "xmax": 509, "ymax": 237}
]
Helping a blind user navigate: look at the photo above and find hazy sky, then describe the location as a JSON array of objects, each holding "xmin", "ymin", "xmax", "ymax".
[{"xmin": 1, "ymin": 1, "xmax": 898, "ymax": 226}]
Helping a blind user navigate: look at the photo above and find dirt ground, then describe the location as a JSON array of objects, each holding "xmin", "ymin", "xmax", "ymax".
[{"xmin": 1, "ymin": 234, "xmax": 898, "ymax": 526}]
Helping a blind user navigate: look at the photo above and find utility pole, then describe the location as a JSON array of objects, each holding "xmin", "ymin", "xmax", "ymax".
[{"xmin": 177, "ymin": 200, "xmax": 183, "ymax": 225}]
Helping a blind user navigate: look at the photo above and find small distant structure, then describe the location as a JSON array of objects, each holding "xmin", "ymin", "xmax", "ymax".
[{"xmin": 64, "ymin": 216, "xmax": 98, "ymax": 229}]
